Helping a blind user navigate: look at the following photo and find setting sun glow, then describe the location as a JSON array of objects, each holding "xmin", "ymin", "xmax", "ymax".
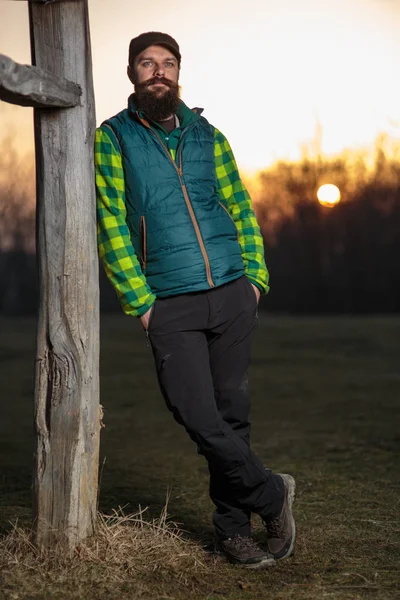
[{"xmin": 317, "ymin": 184, "xmax": 341, "ymax": 208}]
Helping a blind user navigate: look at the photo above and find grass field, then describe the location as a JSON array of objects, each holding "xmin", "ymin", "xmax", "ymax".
[{"xmin": 0, "ymin": 313, "xmax": 399, "ymax": 600}]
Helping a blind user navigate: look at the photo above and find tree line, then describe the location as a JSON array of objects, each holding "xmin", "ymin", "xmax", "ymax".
[
  {"xmin": 248, "ymin": 135, "xmax": 400, "ymax": 313},
  {"xmin": 1, "ymin": 136, "xmax": 399, "ymax": 314}
]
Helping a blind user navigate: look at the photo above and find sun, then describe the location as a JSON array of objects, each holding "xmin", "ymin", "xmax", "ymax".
[{"xmin": 317, "ymin": 184, "xmax": 341, "ymax": 208}]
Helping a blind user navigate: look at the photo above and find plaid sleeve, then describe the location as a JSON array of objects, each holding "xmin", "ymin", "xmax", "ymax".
[
  {"xmin": 213, "ymin": 128, "xmax": 270, "ymax": 294},
  {"xmin": 95, "ymin": 126, "xmax": 156, "ymax": 317}
]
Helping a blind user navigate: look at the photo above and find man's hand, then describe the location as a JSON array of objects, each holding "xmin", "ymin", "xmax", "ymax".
[
  {"xmin": 140, "ymin": 306, "xmax": 154, "ymax": 330},
  {"xmin": 251, "ymin": 283, "xmax": 261, "ymax": 304}
]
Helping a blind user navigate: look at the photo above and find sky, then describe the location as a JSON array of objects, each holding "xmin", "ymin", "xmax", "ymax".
[{"xmin": 0, "ymin": 0, "xmax": 400, "ymax": 172}]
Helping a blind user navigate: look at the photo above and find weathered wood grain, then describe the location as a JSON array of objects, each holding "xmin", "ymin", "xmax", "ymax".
[
  {"xmin": 13, "ymin": 1, "xmax": 71, "ymax": 4},
  {"xmin": 30, "ymin": 0, "xmax": 100, "ymax": 548},
  {"xmin": 0, "ymin": 53, "xmax": 81, "ymax": 108}
]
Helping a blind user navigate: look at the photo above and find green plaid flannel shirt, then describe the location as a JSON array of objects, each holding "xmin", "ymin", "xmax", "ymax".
[{"xmin": 95, "ymin": 125, "xmax": 269, "ymax": 318}]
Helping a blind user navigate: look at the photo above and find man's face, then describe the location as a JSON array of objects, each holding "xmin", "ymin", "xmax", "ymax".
[{"xmin": 128, "ymin": 45, "xmax": 179, "ymax": 95}]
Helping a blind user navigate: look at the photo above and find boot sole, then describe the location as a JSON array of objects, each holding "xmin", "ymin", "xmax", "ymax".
[
  {"xmin": 217, "ymin": 551, "xmax": 275, "ymax": 569},
  {"xmin": 242, "ymin": 555, "xmax": 276, "ymax": 569}
]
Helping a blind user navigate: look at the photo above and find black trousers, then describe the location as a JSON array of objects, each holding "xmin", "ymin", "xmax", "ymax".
[{"xmin": 147, "ymin": 275, "xmax": 283, "ymax": 539}]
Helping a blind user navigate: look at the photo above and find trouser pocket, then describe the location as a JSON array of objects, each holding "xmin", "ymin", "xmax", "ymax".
[
  {"xmin": 242, "ymin": 276, "xmax": 259, "ymax": 311},
  {"xmin": 147, "ymin": 300, "xmax": 157, "ymax": 330}
]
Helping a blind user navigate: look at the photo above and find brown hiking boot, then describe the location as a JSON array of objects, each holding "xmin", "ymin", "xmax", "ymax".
[
  {"xmin": 264, "ymin": 473, "xmax": 296, "ymax": 560},
  {"xmin": 217, "ymin": 535, "xmax": 275, "ymax": 569}
]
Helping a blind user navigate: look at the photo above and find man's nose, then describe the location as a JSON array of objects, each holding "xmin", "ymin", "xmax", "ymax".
[{"xmin": 154, "ymin": 64, "xmax": 165, "ymax": 76}]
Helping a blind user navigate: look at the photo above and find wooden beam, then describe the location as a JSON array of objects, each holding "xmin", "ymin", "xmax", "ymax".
[
  {"xmin": 0, "ymin": 54, "xmax": 81, "ymax": 108},
  {"xmin": 30, "ymin": 0, "xmax": 100, "ymax": 548},
  {"xmin": 13, "ymin": 1, "xmax": 73, "ymax": 4}
]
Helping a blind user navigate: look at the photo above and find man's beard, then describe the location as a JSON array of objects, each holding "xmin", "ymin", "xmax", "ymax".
[{"xmin": 135, "ymin": 77, "xmax": 180, "ymax": 122}]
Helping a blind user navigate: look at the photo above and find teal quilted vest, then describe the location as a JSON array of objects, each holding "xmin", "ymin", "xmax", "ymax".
[{"xmin": 102, "ymin": 98, "xmax": 244, "ymax": 298}]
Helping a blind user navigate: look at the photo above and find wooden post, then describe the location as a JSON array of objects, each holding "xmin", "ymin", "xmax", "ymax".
[{"xmin": 28, "ymin": 0, "xmax": 100, "ymax": 548}]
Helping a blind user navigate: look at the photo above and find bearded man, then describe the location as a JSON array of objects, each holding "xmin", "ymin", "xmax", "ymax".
[{"xmin": 95, "ymin": 31, "xmax": 295, "ymax": 568}]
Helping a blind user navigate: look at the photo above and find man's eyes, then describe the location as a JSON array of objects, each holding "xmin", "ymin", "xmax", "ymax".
[{"xmin": 141, "ymin": 61, "xmax": 175, "ymax": 68}]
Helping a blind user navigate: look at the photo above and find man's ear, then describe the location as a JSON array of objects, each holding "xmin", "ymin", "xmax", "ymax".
[{"xmin": 127, "ymin": 64, "xmax": 136, "ymax": 85}]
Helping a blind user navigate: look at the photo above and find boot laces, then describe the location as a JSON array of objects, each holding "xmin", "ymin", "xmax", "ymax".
[
  {"xmin": 230, "ymin": 535, "xmax": 259, "ymax": 551},
  {"xmin": 266, "ymin": 515, "xmax": 284, "ymax": 539}
]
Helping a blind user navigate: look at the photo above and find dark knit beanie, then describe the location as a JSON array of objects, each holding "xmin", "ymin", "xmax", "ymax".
[{"xmin": 128, "ymin": 32, "xmax": 181, "ymax": 67}]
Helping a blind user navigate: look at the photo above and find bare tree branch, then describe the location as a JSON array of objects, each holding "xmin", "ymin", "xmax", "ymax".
[{"xmin": 0, "ymin": 54, "xmax": 81, "ymax": 108}]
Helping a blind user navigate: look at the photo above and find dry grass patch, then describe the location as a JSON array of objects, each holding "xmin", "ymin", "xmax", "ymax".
[{"xmin": 0, "ymin": 504, "xmax": 210, "ymax": 599}]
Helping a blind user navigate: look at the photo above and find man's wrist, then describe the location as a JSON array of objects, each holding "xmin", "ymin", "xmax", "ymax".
[{"xmin": 136, "ymin": 296, "xmax": 156, "ymax": 318}]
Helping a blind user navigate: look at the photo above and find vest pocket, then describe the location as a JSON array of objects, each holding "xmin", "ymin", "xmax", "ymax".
[
  {"xmin": 218, "ymin": 202, "xmax": 240, "ymax": 242},
  {"xmin": 140, "ymin": 215, "xmax": 147, "ymax": 271}
]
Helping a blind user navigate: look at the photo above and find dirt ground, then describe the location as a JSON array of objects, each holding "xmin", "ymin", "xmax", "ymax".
[{"xmin": 0, "ymin": 314, "xmax": 399, "ymax": 599}]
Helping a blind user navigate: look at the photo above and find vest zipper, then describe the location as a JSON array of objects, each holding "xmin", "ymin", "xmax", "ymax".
[
  {"xmin": 140, "ymin": 215, "xmax": 147, "ymax": 271},
  {"xmin": 218, "ymin": 201, "xmax": 240, "ymax": 242},
  {"xmin": 177, "ymin": 145, "xmax": 214, "ymax": 288},
  {"xmin": 137, "ymin": 114, "xmax": 215, "ymax": 289}
]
